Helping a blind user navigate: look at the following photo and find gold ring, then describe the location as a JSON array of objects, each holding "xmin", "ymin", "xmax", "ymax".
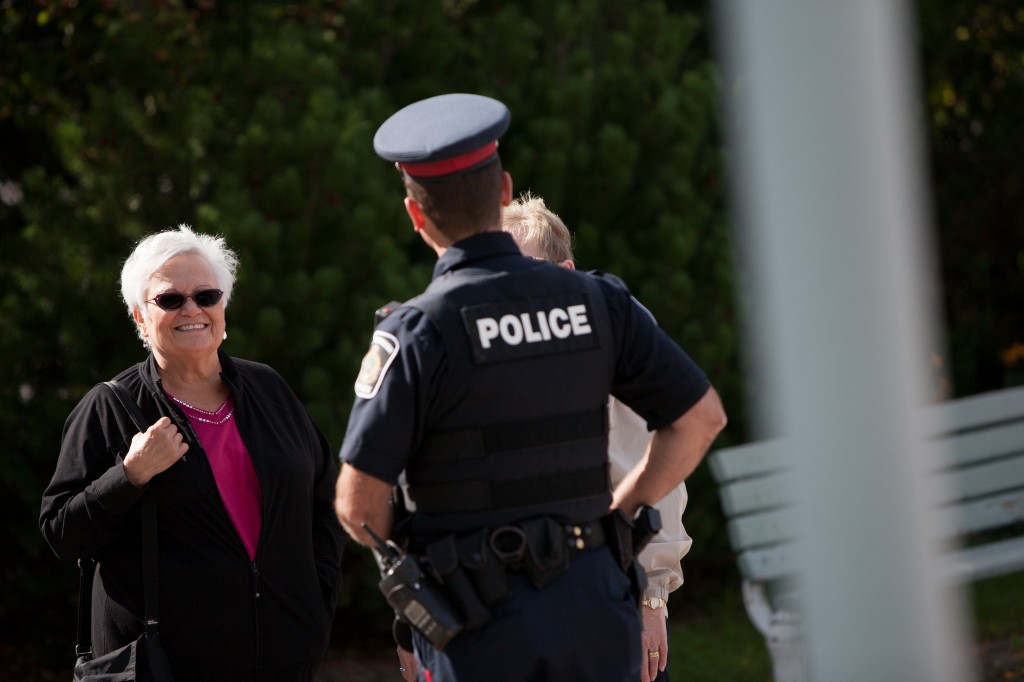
[{"xmin": 648, "ymin": 651, "xmax": 660, "ymax": 658}]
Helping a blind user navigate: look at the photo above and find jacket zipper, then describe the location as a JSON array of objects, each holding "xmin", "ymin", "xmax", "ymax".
[
  {"xmin": 156, "ymin": 372, "xmax": 265, "ymax": 676},
  {"xmin": 239, "ymin": 386, "xmax": 265, "ymax": 679},
  {"xmin": 252, "ymin": 561, "xmax": 262, "ymax": 678}
]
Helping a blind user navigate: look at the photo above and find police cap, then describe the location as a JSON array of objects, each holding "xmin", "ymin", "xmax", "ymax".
[{"xmin": 373, "ymin": 93, "xmax": 511, "ymax": 179}]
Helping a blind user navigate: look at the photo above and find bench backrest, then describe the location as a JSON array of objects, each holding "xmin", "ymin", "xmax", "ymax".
[{"xmin": 708, "ymin": 386, "xmax": 1024, "ymax": 584}]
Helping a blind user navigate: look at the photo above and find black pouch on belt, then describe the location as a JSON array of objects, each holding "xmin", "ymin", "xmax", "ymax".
[
  {"xmin": 427, "ymin": 535, "xmax": 491, "ymax": 631},
  {"xmin": 519, "ymin": 517, "xmax": 570, "ymax": 589},
  {"xmin": 457, "ymin": 530, "xmax": 510, "ymax": 606}
]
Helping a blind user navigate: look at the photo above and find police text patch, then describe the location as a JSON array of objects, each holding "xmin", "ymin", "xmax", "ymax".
[
  {"xmin": 461, "ymin": 293, "xmax": 600, "ymax": 364},
  {"xmin": 354, "ymin": 330, "xmax": 400, "ymax": 399}
]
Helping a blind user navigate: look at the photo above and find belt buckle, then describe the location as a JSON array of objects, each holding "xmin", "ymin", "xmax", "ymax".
[{"xmin": 489, "ymin": 525, "xmax": 527, "ymax": 567}]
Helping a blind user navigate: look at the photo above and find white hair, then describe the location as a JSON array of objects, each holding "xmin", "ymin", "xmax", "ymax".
[{"xmin": 120, "ymin": 224, "xmax": 239, "ymax": 345}]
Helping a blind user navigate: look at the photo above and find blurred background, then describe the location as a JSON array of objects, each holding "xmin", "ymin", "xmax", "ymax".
[{"xmin": 1, "ymin": 0, "xmax": 1021, "ymax": 679}]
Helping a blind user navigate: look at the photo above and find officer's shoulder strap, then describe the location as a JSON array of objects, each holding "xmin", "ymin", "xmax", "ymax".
[
  {"xmin": 585, "ymin": 269, "xmax": 632, "ymax": 296},
  {"xmin": 403, "ymin": 273, "xmax": 463, "ymax": 319}
]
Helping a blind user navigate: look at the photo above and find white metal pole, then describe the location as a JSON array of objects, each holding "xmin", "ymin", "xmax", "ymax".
[{"xmin": 714, "ymin": 1, "xmax": 974, "ymax": 680}]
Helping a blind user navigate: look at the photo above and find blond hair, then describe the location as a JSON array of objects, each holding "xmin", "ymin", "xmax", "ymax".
[{"xmin": 501, "ymin": 192, "xmax": 574, "ymax": 263}]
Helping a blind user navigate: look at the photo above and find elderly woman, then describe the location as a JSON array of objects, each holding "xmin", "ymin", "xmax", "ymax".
[{"xmin": 40, "ymin": 225, "xmax": 345, "ymax": 681}]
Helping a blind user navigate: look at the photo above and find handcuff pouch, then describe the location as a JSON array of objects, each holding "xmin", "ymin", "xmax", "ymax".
[
  {"xmin": 457, "ymin": 530, "xmax": 510, "ymax": 606},
  {"xmin": 520, "ymin": 517, "xmax": 569, "ymax": 589},
  {"xmin": 426, "ymin": 535, "xmax": 490, "ymax": 631}
]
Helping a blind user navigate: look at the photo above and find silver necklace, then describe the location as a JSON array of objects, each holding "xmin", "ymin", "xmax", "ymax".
[
  {"xmin": 186, "ymin": 409, "xmax": 234, "ymax": 426},
  {"xmin": 170, "ymin": 395, "xmax": 234, "ymax": 425},
  {"xmin": 170, "ymin": 394, "xmax": 230, "ymax": 415}
]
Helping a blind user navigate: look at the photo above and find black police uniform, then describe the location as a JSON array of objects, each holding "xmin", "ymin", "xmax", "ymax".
[{"xmin": 340, "ymin": 231, "xmax": 710, "ymax": 681}]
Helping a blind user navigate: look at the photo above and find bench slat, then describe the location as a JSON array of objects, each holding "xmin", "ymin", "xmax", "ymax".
[
  {"xmin": 727, "ymin": 508, "xmax": 795, "ymax": 550},
  {"xmin": 737, "ymin": 545, "xmax": 795, "ymax": 583},
  {"xmin": 708, "ymin": 439, "xmax": 787, "ymax": 483},
  {"xmin": 718, "ymin": 472, "xmax": 791, "ymax": 516},
  {"xmin": 945, "ymin": 536, "xmax": 1024, "ymax": 583},
  {"xmin": 726, "ymin": 488, "xmax": 1024, "ymax": 555},
  {"xmin": 944, "ymin": 454, "xmax": 1024, "ymax": 503},
  {"xmin": 943, "ymin": 420, "xmax": 1024, "ymax": 468},
  {"xmin": 717, "ymin": 450, "xmax": 1024, "ymax": 519},
  {"xmin": 945, "ymin": 489, "xmax": 1024, "ymax": 536},
  {"xmin": 739, "ymin": 536, "xmax": 1024, "ymax": 585},
  {"xmin": 925, "ymin": 385, "xmax": 1024, "ymax": 434},
  {"xmin": 708, "ymin": 419, "xmax": 1024, "ymax": 490}
]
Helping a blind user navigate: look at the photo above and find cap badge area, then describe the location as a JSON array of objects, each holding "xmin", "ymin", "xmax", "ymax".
[{"xmin": 355, "ymin": 330, "xmax": 400, "ymax": 399}]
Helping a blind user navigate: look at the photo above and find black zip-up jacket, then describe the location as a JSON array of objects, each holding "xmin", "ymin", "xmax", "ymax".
[{"xmin": 40, "ymin": 350, "xmax": 346, "ymax": 681}]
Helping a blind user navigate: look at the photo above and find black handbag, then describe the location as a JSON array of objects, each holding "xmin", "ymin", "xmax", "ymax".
[{"xmin": 72, "ymin": 381, "xmax": 174, "ymax": 682}]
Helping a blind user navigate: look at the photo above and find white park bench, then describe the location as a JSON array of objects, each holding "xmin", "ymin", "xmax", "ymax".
[{"xmin": 707, "ymin": 385, "xmax": 1024, "ymax": 681}]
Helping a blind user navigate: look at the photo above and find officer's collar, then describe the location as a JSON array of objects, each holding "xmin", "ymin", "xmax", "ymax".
[{"xmin": 432, "ymin": 231, "xmax": 521, "ymax": 279}]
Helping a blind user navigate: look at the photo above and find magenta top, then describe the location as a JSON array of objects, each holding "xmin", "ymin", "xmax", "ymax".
[{"xmin": 169, "ymin": 394, "xmax": 262, "ymax": 560}]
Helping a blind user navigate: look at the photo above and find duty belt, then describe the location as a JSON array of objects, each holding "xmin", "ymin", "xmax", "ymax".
[
  {"xmin": 422, "ymin": 516, "xmax": 614, "ymax": 632},
  {"xmin": 408, "ymin": 508, "xmax": 655, "ymax": 639},
  {"xmin": 488, "ymin": 519, "xmax": 606, "ymax": 569}
]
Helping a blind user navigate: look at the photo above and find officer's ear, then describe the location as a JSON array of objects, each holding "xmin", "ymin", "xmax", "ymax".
[
  {"xmin": 404, "ymin": 196, "xmax": 428, "ymax": 232},
  {"xmin": 500, "ymin": 171, "xmax": 513, "ymax": 207}
]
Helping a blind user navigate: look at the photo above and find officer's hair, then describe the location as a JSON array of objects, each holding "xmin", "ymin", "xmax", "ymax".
[
  {"xmin": 403, "ymin": 158, "xmax": 504, "ymax": 241},
  {"xmin": 501, "ymin": 192, "xmax": 575, "ymax": 263}
]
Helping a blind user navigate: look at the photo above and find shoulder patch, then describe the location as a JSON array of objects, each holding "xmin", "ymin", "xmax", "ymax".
[{"xmin": 354, "ymin": 330, "xmax": 400, "ymax": 399}]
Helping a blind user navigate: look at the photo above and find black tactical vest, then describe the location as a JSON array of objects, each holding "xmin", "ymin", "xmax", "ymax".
[{"xmin": 404, "ymin": 263, "xmax": 618, "ymax": 538}]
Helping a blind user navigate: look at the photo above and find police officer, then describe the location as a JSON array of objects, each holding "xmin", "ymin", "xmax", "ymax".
[{"xmin": 334, "ymin": 93, "xmax": 727, "ymax": 681}]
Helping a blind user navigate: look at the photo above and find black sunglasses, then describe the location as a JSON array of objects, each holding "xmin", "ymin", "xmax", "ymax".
[{"xmin": 146, "ymin": 289, "xmax": 224, "ymax": 311}]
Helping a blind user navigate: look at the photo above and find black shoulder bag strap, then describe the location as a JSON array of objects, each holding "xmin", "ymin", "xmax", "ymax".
[{"xmin": 75, "ymin": 380, "xmax": 160, "ymax": 658}]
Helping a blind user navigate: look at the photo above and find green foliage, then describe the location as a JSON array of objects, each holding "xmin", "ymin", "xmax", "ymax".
[
  {"xmin": 668, "ymin": 584, "xmax": 772, "ymax": 681},
  {"xmin": 917, "ymin": 0, "xmax": 1024, "ymax": 396},
  {"xmin": 971, "ymin": 567, "xmax": 1024, "ymax": 641}
]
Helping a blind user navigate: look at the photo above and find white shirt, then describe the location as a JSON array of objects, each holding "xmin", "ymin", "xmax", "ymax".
[{"xmin": 608, "ymin": 398, "xmax": 691, "ymax": 612}]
